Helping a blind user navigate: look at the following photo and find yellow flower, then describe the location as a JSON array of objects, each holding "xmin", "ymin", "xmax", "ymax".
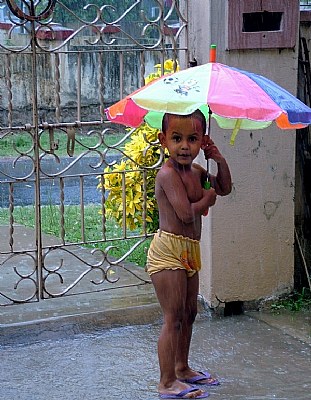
[
  {"xmin": 145, "ymin": 58, "xmax": 179, "ymax": 85},
  {"xmin": 99, "ymin": 59, "xmax": 179, "ymax": 232},
  {"xmin": 145, "ymin": 72, "xmax": 160, "ymax": 85},
  {"xmin": 164, "ymin": 59, "xmax": 173, "ymax": 71}
]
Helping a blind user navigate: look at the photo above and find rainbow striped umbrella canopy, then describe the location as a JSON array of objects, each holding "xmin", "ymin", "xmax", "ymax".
[{"xmin": 105, "ymin": 62, "xmax": 311, "ymax": 144}]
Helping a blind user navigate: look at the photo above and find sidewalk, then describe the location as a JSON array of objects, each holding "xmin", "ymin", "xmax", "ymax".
[
  {"xmin": 0, "ymin": 226, "xmax": 310, "ymax": 399},
  {"xmin": 0, "ymin": 310, "xmax": 310, "ymax": 400},
  {"xmin": 0, "ymin": 225, "xmax": 157, "ymax": 310}
]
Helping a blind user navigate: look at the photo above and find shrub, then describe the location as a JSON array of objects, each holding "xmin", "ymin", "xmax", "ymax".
[
  {"xmin": 99, "ymin": 59, "xmax": 177, "ymax": 232},
  {"xmin": 101, "ymin": 123, "xmax": 161, "ymax": 232}
]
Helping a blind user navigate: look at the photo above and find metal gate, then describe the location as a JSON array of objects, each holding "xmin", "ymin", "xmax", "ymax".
[{"xmin": 0, "ymin": 0, "xmax": 188, "ymax": 305}]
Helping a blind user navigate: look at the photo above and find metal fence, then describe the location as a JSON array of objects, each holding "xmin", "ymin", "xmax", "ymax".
[{"xmin": 0, "ymin": 0, "xmax": 188, "ymax": 305}]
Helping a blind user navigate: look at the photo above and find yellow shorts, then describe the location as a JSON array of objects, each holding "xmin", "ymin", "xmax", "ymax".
[{"xmin": 146, "ymin": 230, "xmax": 201, "ymax": 278}]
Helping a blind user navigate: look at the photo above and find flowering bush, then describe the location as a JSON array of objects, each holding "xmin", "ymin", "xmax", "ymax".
[
  {"xmin": 101, "ymin": 124, "xmax": 161, "ymax": 232},
  {"xmin": 144, "ymin": 59, "xmax": 179, "ymax": 84},
  {"xmin": 101, "ymin": 59, "xmax": 177, "ymax": 232}
]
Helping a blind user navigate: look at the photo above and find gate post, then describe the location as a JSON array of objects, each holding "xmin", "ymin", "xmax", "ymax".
[{"xmin": 187, "ymin": 0, "xmax": 297, "ymax": 310}]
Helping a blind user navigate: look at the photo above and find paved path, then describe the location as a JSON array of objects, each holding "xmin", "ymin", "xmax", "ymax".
[
  {"xmin": 0, "ymin": 224, "xmax": 157, "ymax": 328},
  {"xmin": 0, "ymin": 226, "xmax": 310, "ymax": 399},
  {"xmin": 0, "ymin": 313, "xmax": 310, "ymax": 400}
]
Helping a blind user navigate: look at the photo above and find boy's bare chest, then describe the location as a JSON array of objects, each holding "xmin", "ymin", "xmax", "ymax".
[{"xmin": 180, "ymin": 172, "xmax": 202, "ymax": 203}]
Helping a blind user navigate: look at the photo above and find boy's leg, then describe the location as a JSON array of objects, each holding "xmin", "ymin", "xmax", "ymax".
[
  {"xmin": 175, "ymin": 272, "xmax": 220, "ymax": 386},
  {"xmin": 175, "ymin": 272, "xmax": 199, "ymax": 374},
  {"xmin": 151, "ymin": 269, "xmax": 204, "ymax": 397}
]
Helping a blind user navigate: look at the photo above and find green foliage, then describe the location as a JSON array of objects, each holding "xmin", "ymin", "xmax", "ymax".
[
  {"xmin": 52, "ymin": 0, "xmax": 139, "ymax": 25},
  {"xmin": 0, "ymin": 131, "xmax": 123, "ymax": 157},
  {"xmin": 0, "ymin": 204, "xmax": 149, "ymax": 266},
  {"xmin": 100, "ymin": 59, "xmax": 177, "ymax": 233},
  {"xmin": 100, "ymin": 123, "xmax": 161, "ymax": 232},
  {"xmin": 50, "ymin": 1, "xmax": 179, "ymax": 26},
  {"xmin": 271, "ymin": 288, "xmax": 311, "ymax": 312}
]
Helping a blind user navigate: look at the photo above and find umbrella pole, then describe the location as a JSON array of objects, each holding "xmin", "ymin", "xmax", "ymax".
[
  {"xmin": 202, "ymin": 110, "xmax": 212, "ymax": 215},
  {"xmin": 204, "ymin": 44, "xmax": 216, "ymax": 189},
  {"xmin": 204, "ymin": 109, "xmax": 212, "ymax": 190}
]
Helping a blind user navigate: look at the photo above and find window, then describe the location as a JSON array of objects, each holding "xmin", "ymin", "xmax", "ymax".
[
  {"xmin": 227, "ymin": 0, "xmax": 299, "ymax": 50},
  {"xmin": 242, "ymin": 11, "xmax": 283, "ymax": 33}
]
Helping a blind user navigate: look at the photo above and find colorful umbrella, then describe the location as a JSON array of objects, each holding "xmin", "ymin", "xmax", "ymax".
[{"xmin": 105, "ymin": 62, "xmax": 311, "ymax": 145}]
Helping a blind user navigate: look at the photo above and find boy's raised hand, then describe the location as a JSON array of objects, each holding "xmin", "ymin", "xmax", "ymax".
[
  {"xmin": 202, "ymin": 136, "xmax": 225, "ymax": 164},
  {"xmin": 203, "ymin": 186, "xmax": 217, "ymax": 207},
  {"xmin": 202, "ymin": 186, "xmax": 217, "ymax": 216}
]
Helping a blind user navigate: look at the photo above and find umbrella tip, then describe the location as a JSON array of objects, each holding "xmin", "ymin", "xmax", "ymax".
[{"xmin": 210, "ymin": 44, "xmax": 217, "ymax": 63}]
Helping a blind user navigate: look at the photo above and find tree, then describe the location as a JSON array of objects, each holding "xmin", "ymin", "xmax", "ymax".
[{"xmin": 52, "ymin": 0, "xmax": 140, "ymax": 25}]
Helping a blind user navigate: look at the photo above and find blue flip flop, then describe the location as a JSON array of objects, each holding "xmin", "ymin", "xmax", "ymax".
[
  {"xmin": 180, "ymin": 371, "xmax": 220, "ymax": 386},
  {"xmin": 159, "ymin": 386, "xmax": 209, "ymax": 399}
]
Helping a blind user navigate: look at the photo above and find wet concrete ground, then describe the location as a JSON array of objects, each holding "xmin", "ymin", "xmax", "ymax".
[
  {"xmin": 0, "ymin": 314, "xmax": 310, "ymax": 400},
  {"xmin": 0, "ymin": 226, "xmax": 310, "ymax": 399},
  {"xmin": 0, "ymin": 155, "xmax": 119, "ymax": 207}
]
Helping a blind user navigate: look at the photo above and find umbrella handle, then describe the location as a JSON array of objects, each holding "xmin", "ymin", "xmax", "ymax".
[
  {"xmin": 206, "ymin": 109, "xmax": 213, "ymax": 179},
  {"xmin": 203, "ymin": 181, "xmax": 211, "ymax": 217}
]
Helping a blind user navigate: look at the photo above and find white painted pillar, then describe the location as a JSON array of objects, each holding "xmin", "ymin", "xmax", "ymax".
[{"xmin": 188, "ymin": 0, "xmax": 297, "ymax": 307}]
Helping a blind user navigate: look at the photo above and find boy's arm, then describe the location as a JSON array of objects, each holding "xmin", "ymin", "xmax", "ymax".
[
  {"xmin": 209, "ymin": 157, "xmax": 232, "ymax": 196},
  {"xmin": 157, "ymin": 167, "xmax": 216, "ymax": 223},
  {"xmin": 203, "ymin": 137, "xmax": 232, "ymax": 196}
]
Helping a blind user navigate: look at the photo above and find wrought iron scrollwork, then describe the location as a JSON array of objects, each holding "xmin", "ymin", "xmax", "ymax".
[
  {"xmin": 6, "ymin": 0, "xmax": 56, "ymax": 21},
  {"xmin": 0, "ymin": 0, "xmax": 187, "ymax": 305}
]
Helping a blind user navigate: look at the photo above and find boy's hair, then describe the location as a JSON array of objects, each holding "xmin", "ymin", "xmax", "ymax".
[{"xmin": 162, "ymin": 109, "xmax": 206, "ymax": 134}]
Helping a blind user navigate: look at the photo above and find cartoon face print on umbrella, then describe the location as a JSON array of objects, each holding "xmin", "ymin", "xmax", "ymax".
[{"xmin": 163, "ymin": 77, "xmax": 201, "ymax": 97}]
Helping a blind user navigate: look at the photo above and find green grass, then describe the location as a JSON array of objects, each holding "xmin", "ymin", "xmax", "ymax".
[
  {"xmin": 0, "ymin": 204, "xmax": 151, "ymax": 267},
  {"xmin": 271, "ymin": 288, "xmax": 311, "ymax": 312},
  {"xmin": 0, "ymin": 129, "xmax": 151, "ymax": 265},
  {"xmin": 0, "ymin": 130, "xmax": 126, "ymax": 157}
]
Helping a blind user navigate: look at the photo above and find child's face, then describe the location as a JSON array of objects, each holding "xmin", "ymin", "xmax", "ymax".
[{"xmin": 159, "ymin": 115, "xmax": 207, "ymax": 166}]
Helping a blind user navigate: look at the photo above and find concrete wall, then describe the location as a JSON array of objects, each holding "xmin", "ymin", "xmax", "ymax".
[
  {"xmin": 188, "ymin": 0, "xmax": 299, "ymax": 307},
  {"xmin": 0, "ymin": 36, "xmax": 157, "ymax": 127}
]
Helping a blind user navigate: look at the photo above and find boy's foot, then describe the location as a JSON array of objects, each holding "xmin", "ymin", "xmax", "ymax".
[
  {"xmin": 177, "ymin": 370, "xmax": 220, "ymax": 386},
  {"xmin": 159, "ymin": 386, "xmax": 209, "ymax": 399},
  {"xmin": 159, "ymin": 381, "xmax": 208, "ymax": 399}
]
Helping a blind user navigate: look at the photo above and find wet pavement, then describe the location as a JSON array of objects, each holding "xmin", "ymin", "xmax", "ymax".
[
  {"xmin": 0, "ymin": 228, "xmax": 311, "ymax": 399},
  {"xmin": 0, "ymin": 155, "xmax": 120, "ymax": 207},
  {"xmin": 0, "ymin": 313, "xmax": 310, "ymax": 400}
]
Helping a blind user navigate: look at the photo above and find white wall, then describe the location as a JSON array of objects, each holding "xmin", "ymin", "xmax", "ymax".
[{"xmin": 188, "ymin": 0, "xmax": 298, "ymax": 307}]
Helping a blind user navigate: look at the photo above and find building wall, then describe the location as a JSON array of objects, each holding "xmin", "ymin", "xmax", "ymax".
[{"xmin": 188, "ymin": 0, "xmax": 299, "ymax": 307}]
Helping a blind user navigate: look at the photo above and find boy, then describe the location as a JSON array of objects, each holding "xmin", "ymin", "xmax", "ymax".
[{"xmin": 146, "ymin": 109, "xmax": 232, "ymax": 399}]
